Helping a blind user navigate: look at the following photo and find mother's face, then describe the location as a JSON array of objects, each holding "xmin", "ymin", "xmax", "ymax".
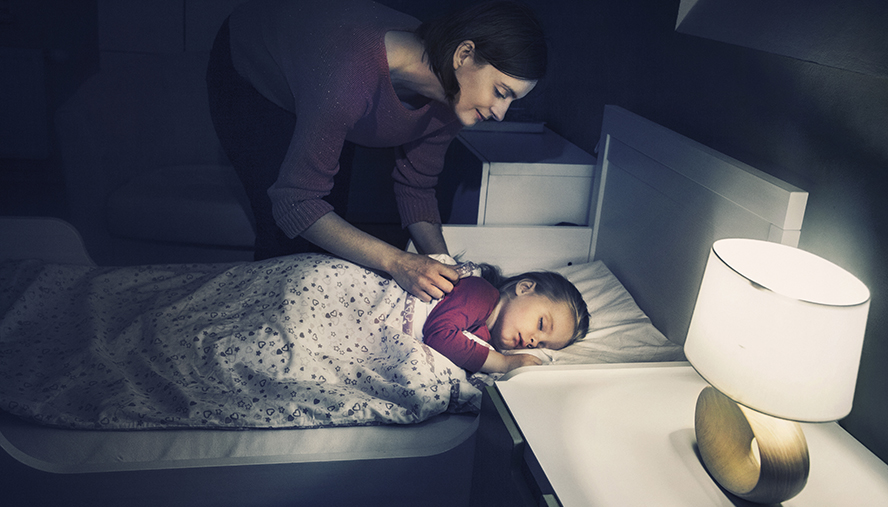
[{"xmin": 450, "ymin": 41, "xmax": 537, "ymax": 126}]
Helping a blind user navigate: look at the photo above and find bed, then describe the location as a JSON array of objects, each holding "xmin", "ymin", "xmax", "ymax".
[{"xmin": 0, "ymin": 105, "xmax": 806, "ymax": 507}]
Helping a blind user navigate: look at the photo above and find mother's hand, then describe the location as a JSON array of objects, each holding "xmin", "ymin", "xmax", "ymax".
[
  {"xmin": 390, "ymin": 252, "xmax": 459, "ymax": 302},
  {"xmin": 301, "ymin": 214, "xmax": 458, "ymax": 301}
]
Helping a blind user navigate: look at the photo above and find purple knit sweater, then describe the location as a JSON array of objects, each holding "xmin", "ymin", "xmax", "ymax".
[{"xmin": 228, "ymin": 0, "xmax": 464, "ymax": 237}]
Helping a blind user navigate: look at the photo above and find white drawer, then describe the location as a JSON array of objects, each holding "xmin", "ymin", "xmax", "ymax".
[{"xmin": 446, "ymin": 125, "xmax": 596, "ymax": 226}]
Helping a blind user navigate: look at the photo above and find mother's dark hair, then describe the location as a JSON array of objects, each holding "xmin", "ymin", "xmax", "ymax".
[{"xmin": 416, "ymin": 1, "xmax": 548, "ymax": 102}]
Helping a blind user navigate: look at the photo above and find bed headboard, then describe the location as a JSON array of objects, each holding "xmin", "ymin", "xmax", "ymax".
[
  {"xmin": 588, "ymin": 105, "xmax": 808, "ymax": 344},
  {"xmin": 435, "ymin": 105, "xmax": 807, "ymax": 346},
  {"xmin": 434, "ymin": 225, "xmax": 593, "ymax": 275}
]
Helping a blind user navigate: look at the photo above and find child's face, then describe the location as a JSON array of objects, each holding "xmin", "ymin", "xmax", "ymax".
[{"xmin": 488, "ymin": 280, "xmax": 575, "ymax": 351}]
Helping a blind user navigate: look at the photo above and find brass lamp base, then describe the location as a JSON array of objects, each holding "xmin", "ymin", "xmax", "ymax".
[{"xmin": 694, "ymin": 386, "xmax": 810, "ymax": 504}]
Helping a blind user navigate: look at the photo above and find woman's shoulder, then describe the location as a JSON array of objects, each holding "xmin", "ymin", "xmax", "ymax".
[
  {"xmin": 309, "ymin": 4, "xmax": 417, "ymax": 102},
  {"xmin": 319, "ymin": 0, "xmax": 421, "ymax": 54}
]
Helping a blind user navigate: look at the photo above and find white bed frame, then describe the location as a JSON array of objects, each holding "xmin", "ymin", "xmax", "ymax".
[
  {"xmin": 0, "ymin": 105, "xmax": 807, "ymax": 506},
  {"xmin": 589, "ymin": 105, "xmax": 807, "ymax": 343}
]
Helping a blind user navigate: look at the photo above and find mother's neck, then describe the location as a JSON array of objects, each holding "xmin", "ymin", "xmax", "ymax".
[{"xmin": 385, "ymin": 30, "xmax": 447, "ymax": 105}]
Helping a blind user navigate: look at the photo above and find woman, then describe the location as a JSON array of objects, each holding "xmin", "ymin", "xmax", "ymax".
[{"xmin": 206, "ymin": 0, "xmax": 548, "ymax": 303}]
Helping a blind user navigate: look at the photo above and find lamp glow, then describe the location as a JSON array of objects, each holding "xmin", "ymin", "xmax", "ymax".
[{"xmin": 685, "ymin": 238, "xmax": 870, "ymax": 503}]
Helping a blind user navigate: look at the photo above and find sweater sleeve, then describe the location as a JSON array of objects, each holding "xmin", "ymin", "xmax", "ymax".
[
  {"xmin": 268, "ymin": 101, "xmax": 359, "ymax": 237},
  {"xmin": 392, "ymin": 121, "xmax": 463, "ymax": 228},
  {"xmin": 422, "ymin": 277, "xmax": 500, "ymax": 372},
  {"xmin": 267, "ymin": 46, "xmax": 374, "ymax": 237}
]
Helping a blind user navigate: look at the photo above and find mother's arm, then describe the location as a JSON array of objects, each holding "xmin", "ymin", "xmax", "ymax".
[
  {"xmin": 407, "ymin": 221, "xmax": 448, "ymax": 255},
  {"xmin": 301, "ymin": 213, "xmax": 458, "ymax": 302}
]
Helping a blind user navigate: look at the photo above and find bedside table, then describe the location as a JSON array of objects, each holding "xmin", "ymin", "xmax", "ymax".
[
  {"xmin": 444, "ymin": 124, "xmax": 596, "ymax": 226},
  {"xmin": 470, "ymin": 363, "xmax": 888, "ymax": 507}
]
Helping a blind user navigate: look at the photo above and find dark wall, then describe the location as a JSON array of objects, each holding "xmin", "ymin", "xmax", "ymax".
[
  {"xmin": 0, "ymin": 0, "xmax": 98, "ymax": 151},
  {"xmin": 520, "ymin": 0, "xmax": 888, "ymax": 461},
  {"xmin": 0, "ymin": 0, "xmax": 98, "ymax": 216}
]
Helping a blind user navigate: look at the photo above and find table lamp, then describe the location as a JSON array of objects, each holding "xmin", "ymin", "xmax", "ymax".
[{"xmin": 684, "ymin": 238, "xmax": 870, "ymax": 503}]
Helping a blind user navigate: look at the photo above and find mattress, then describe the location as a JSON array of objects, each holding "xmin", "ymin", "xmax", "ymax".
[{"xmin": 0, "ymin": 410, "xmax": 477, "ymax": 473}]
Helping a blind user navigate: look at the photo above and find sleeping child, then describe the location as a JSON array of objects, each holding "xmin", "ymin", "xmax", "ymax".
[{"xmin": 411, "ymin": 258, "xmax": 590, "ymax": 374}]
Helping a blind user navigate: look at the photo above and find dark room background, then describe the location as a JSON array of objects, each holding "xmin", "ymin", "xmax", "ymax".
[{"xmin": 1, "ymin": 0, "xmax": 886, "ymax": 463}]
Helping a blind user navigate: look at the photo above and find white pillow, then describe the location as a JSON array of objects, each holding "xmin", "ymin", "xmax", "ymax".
[{"xmin": 506, "ymin": 261, "xmax": 685, "ymax": 365}]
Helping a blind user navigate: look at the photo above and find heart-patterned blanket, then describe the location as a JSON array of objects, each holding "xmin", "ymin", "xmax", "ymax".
[{"xmin": 0, "ymin": 254, "xmax": 488, "ymax": 429}]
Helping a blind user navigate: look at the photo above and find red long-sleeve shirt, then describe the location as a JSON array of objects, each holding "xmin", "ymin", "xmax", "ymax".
[
  {"xmin": 422, "ymin": 277, "xmax": 500, "ymax": 372},
  {"xmin": 228, "ymin": 0, "xmax": 464, "ymax": 237}
]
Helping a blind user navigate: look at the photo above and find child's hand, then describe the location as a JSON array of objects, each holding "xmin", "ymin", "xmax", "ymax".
[
  {"xmin": 506, "ymin": 353, "xmax": 542, "ymax": 372},
  {"xmin": 480, "ymin": 350, "xmax": 542, "ymax": 374}
]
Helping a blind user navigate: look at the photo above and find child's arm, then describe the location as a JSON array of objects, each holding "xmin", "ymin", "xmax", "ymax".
[
  {"xmin": 422, "ymin": 277, "xmax": 500, "ymax": 372},
  {"xmin": 479, "ymin": 350, "xmax": 542, "ymax": 374}
]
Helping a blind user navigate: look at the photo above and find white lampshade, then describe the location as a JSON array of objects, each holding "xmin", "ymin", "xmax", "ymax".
[{"xmin": 685, "ymin": 238, "xmax": 870, "ymax": 422}]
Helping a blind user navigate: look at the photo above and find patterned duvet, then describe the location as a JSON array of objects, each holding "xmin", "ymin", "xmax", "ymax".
[{"xmin": 0, "ymin": 254, "xmax": 488, "ymax": 430}]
